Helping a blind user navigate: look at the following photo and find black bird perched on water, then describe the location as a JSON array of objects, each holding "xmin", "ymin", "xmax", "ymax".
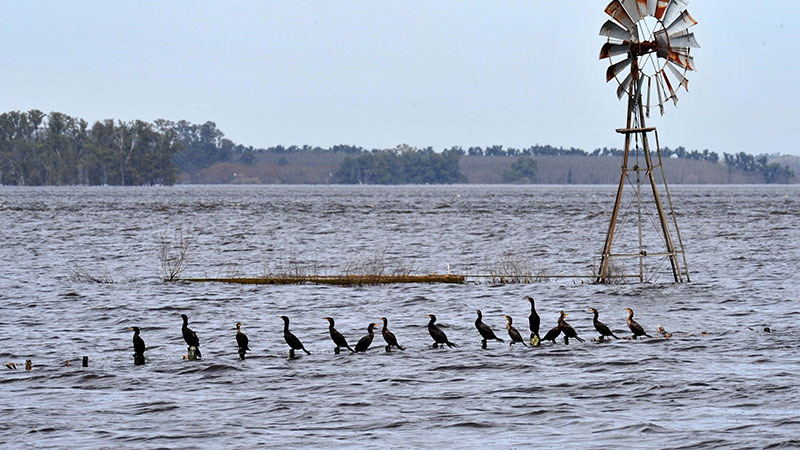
[
  {"xmin": 427, "ymin": 314, "xmax": 457, "ymax": 348},
  {"xmin": 324, "ymin": 317, "xmax": 354, "ymax": 354},
  {"xmin": 558, "ymin": 311, "xmax": 585, "ymax": 344},
  {"xmin": 280, "ymin": 315, "xmax": 311, "ymax": 357},
  {"xmin": 542, "ymin": 324, "xmax": 562, "ymax": 344},
  {"xmin": 504, "ymin": 315, "xmax": 528, "ymax": 347},
  {"xmin": 588, "ymin": 308, "xmax": 619, "ymax": 341},
  {"xmin": 181, "ymin": 314, "xmax": 202, "ymax": 359},
  {"xmin": 381, "ymin": 317, "xmax": 405, "ymax": 351},
  {"xmin": 475, "ymin": 310, "xmax": 504, "ymax": 349},
  {"xmin": 625, "ymin": 308, "xmax": 652, "ymax": 339},
  {"xmin": 129, "ymin": 327, "xmax": 145, "ymax": 364},
  {"xmin": 235, "ymin": 322, "xmax": 250, "ymax": 360},
  {"xmin": 355, "ymin": 322, "xmax": 380, "ymax": 353},
  {"xmin": 527, "ymin": 296, "xmax": 540, "ymax": 346}
]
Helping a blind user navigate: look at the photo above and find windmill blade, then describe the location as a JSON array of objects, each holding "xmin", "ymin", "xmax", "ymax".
[
  {"xmin": 655, "ymin": 72, "xmax": 666, "ymax": 115},
  {"xmin": 635, "ymin": 0, "xmax": 650, "ymax": 17},
  {"xmin": 600, "ymin": 42, "xmax": 631, "ymax": 59},
  {"xmin": 605, "ymin": 0, "xmax": 636, "ymax": 30},
  {"xmin": 668, "ymin": 31, "xmax": 700, "ymax": 48},
  {"xmin": 646, "ymin": 0, "xmax": 659, "ymax": 17},
  {"xmin": 654, "ymin": 29, "xmax": 670, "ymax": 58},
  {"xmin": 660, "ymin": 70, "xmax": 679, "ymax": 105},
  {"xmin": 600, "ymin": 20, "xmax": 632, "ymax": 41},
  {"xmin": 617, "ymin": 71, "xmax": 634, "ymax": 99},
  {"xmin": 606, "ymin": 56, "xmax": 633, "ymax": 82},
  {"xmin": 646, "ymin": 77, "xmax": 652, "ymax": 117},
  {"xmin": 634, "ymin": 72, "xmax": 645, "ymax": 102},
  {"xmin": 621, "ymin": 0, "xmax": 642, "ymax": 24},
  {"xmin": 666, "ymin": 60, "xmax": 689, "ymax": 91},
  {"xmin": 665, "ymin": 10, "xmax": 697, "ymax": 35},
  {"xmin": 668, "ymin": 50, "xmax": 695, "ymax": 71},
  {"xmin": 654, "ymin": 0, "xmax": 670, "ymax": 19},
  {"xmin": 662, "ymin": 0, "xmax": 689, "ymax": 30}
]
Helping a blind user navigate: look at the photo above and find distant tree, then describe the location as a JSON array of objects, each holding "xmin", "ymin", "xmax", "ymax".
[
  {"xmin": 501, "ymin": 156, "xmax": 538, "ymax": 183},
  {"xmin": 485, "ymin": 145, "xmax": 506, "ymax": 156},
  {"xmin": 239, "ymin": 148, "xmax": 256, "ymax": 165},
  {"xmin": 334, "ymin": 147, "xmax": 464, "ymax": 184},
  {"xmin": 169, "ymin": 120, "xmax": 229, "ymax": 174},
  {"xmin": 445, "ymin": 146, "xmax": 465, "ymax": 156}
]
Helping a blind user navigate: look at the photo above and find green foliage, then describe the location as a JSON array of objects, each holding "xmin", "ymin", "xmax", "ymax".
[
  {"xmin": 0, "ymin": 110, "xmax": 179, "ymax": 185},
  {"xmin": 724, "ymin": 151, "xmax": 794, "ymax": 183},
  {"xmin": 502, "ymin": 156, "xmax": 538, "ymax": 183},
  {"xmin": 334, "ymin": 145, "xmax": 465, "ymax": 184},
  {"xmin": 159, "ymin": 120, "xmax": 230, "ymax": 175}
]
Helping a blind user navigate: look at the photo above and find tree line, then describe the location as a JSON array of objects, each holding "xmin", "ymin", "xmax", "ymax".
[
  {"xmin": 0, "ymin": 110, "xmax": 794, "ymax": 185},
  {"xmin": 0, "ymin": 110, "xmax": 180, "ymax": 185},
  {"xmin": 333, "ymin": 145, "xmax": 464, "ymax": 184}
]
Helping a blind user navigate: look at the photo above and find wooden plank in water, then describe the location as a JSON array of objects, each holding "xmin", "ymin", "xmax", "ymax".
[{"xmin": 182, "ymin": 274, "xmax": 465, "ymax": 286}]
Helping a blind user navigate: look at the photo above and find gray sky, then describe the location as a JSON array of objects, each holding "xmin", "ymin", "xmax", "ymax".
[{"xmin": 2, "ymin": 1, "xmax": 798, "ymax": 155}]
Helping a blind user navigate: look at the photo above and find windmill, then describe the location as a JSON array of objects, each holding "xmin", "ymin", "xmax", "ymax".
[{"xmin": 596, "ymin": 0, "xmax": 697, "ymax": 283}]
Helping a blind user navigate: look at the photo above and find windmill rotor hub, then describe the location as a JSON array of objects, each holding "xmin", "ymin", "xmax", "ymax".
[{"xmin": 630, "ymin": 41, "xmax": 658, "ymax": 57}]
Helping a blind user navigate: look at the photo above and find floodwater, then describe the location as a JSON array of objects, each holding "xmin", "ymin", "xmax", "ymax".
[{"xmin": 1, "ymin": 185, "xmax": 799, "ymax": 448}]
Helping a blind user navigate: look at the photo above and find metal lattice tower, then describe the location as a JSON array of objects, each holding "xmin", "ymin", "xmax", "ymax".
[{"xmin": 596, "ymin": 0, "xmax": 697, "ymax": 283}]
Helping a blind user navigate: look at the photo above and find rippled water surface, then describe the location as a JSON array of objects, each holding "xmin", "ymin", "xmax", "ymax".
[{"xmin": 1, "ymin": 185, "xmax": 799, "ymax": 448}]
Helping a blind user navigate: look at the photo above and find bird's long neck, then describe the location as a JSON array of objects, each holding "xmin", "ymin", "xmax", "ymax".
[
  {"xmin": 368, "ymin": 326, "xmax": 375, "ymax": 336},
  {"xmin": 627, "ymin": 310, "xmax": 634, "ymax": 321},
  {"xmin": 133, "ymin": 330, "xmax": 140, "ymax": 338},
  {"xmin": 593, "ymin": 310, "xmax": 599, "ymax": 322}
]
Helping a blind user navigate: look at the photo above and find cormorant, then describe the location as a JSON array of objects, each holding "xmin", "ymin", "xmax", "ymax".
[
  {"xmin": 542, "ymin": 325, "xmax": 561, "ymax": 343},
  {"xmin": 381, "ymin": 317, "xmax": 405, "ymax": 351},
  {"xmin": 625, "ymin": 308, "xmax": 651, "ymax": 339},
  {"xmin": 355, "ymin": 323, "xmax": 379, "ymax": 353},
  {"xmin": 527, "ymin": 296, "xmax": 540, "ymax": 346},
  {"xmin": 427, "ymin": 314, "xmax": 457, "ymax": 348},
  {"xmin": 181, "ymin": 314, "xmax": 202, "ymax": 358},
  {"xmin": 558, "ymin": 311, "xmax": 585, "ymax": 344},
  {"xmin": 475, "ymin": 310, "xmax": 504, "ymax": 349},
  {"xmin": 280, "ymin": 315, "xmax": 311, "ymax": 356},
  {"xmin": 504, "ymin": 315, "xmax": 527, "ymax": 347},
  {"xmin": 129, "ymin": 327, "xmax": 145, "ymax": 362},
  {"xmin": 588, "ymin": 308, "xmax": 619, "ymax": 341},
  {"xmin": 235, "ymin": 322, "xmax": 250, "ymax": 359},
  {"xmin": 324, "ymin": 317, "xmax": 355, "ymax": 354}
]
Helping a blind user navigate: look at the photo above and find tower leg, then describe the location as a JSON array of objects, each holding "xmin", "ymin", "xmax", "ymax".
[
  {"xmin": 638, "ymin": 102, "xmax": 682, "ymax": 282},
  {"xmin": 598, "ymin": 85, "xmax": 636, "ymax": 284}
]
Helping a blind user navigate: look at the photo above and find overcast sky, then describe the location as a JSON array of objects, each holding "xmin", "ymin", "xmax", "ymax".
[{"xmin": 2, "ymin": 1, "xmax": 797, "ymax": 155}]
